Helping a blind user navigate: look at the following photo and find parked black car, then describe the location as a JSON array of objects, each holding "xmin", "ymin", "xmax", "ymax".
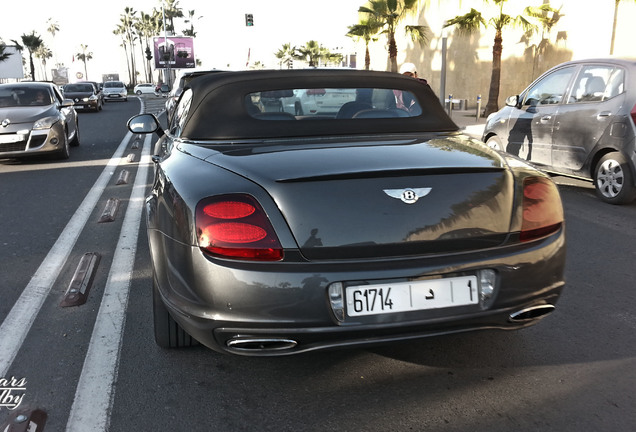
[
  {"xmin": 483, "ymin": 58, "xmax": 636, "ymax": 204},
  {"xmin": 128, "ymin": 69, "xmax": 566, "ymax": 356}
]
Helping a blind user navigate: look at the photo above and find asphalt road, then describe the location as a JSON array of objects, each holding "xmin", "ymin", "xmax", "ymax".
[{"xmin": 1, "ymin": 100, "xmax": 635, "ymax": 431}]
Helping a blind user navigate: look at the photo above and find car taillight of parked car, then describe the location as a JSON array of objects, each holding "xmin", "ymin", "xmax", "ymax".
[
  {"xmin": 631, "ymin": 103, "xmax": 636, "ymax": 126},
  {"xmin": 196, "ymin": 194, "xmax": 284, "ymax": 261},
  {"xmin": 520, "ymin": 177, "xmax": 564, "ymax": 242}
]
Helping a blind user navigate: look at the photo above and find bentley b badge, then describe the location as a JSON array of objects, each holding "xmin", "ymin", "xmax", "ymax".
[{"xmin": 383, "ymin": 188, "xmax": 432, "ymax": 204}]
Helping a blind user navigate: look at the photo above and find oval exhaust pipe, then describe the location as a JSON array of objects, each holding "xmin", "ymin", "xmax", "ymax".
[
  {"xmin": 227, "ymin": 338, "xmax": 298, "ymax": 352},
  {"xmin": 509, "ymin": 304, "xmax": 555, "ymax": 323}
]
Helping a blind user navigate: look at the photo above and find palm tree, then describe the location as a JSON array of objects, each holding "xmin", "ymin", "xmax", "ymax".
[
  {"xmin": 113, "ymin": 25, "xmax": 132, "ymax": 85},
  {"xmin": 137, "ymin": 11, "xmax": 162, "ymax": 83},
  {"xmin": 275, "ymin": 43, "xmax": 297, "ymax": 69},
  {"xmin": 445, "ymin": 1, "xmax": 539, "ymax": 116},
  {"xmin": 610, "ymin": 0, "xmax": 636, "ymax": 54},
  {"xmin": 118, "ymin": 7, "xmax": 138, "ymax": 86},
  {"xmin": 294, "ymin": 41, "xmax": 324, "ymax": 67},
  {"xmin": 358, "ymin": 0, "xmax": 429, "ymax": 73},
  {"xmin": 46, "ymin": 19, "xmax": 60, "ymax": 67},
  {"xmin": 346, "ymin": 18, "xmax": 382, "ymax": 70},
  {"xmin": 12, "ymin": 32, "xmax": 43, "ymax": 80},
  {"xmin": 0, "ymin": 42, "xmax": 13, "ymax": 63},
  {"xmin": 163, "ymin": 0, "xmax": 184, "ymax": 34},
  {"xmin": 76, "ymin": 44, "xmax": 93, "ymax": 80},
  {"xmin": 183, "ymin": 9, "xmax": 202, "ymax": 37},
  {"xmin": 35, "ymin": 45, "xmax": 53, "ymax": 81},
  {"xmin": 522, "ymin": 4, "xmax": 563, "ymax": 79}
]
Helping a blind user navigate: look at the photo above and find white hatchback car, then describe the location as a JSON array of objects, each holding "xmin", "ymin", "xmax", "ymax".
[{"xmin": 134, "ymin": 83, "xmax": 155, "ymax": 95}]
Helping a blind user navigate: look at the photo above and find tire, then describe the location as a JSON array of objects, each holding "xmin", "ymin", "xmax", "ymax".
[
  {"xmin": 136, "ymin": 90, "xmax": 142, "ymax": 95},
  {"xmin": 485, "ymin": 135, "xmax": 502, "ymax": 151},
  {"xmin": 594, "ymin": 152, "xmax": 636, "ymax": 204},
  {"xmin": 70, "ymin": 121, "xmax": 80, "ymax": 147},
  {"xmin": 57, "ymin": 134, "xmax": 70, "ymax": 159},
  {"xmin": 153, "ymin": 279, "xmax": 198, "ymax": 348}
]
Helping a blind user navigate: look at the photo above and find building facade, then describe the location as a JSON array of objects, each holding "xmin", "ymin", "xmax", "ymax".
[{"xmin": 359, "ymin": 0, "xmax": 636, "ymax": 110}]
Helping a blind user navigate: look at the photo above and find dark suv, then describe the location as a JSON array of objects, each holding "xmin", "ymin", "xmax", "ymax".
[{"xmin": 483, "ymin": 58, "xmax": 636, "ymax": 204}]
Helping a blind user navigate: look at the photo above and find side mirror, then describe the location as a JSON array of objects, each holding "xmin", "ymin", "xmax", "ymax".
[
  {"xmin": 127, "ymin": 113, "xmax": 164, "ymax": 137},
  {"xmin": 505, "ymin": 95, "xmax": 520, "ymax": 108}
]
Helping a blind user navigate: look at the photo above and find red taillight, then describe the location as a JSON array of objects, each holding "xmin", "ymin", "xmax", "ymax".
[
  {"xmin": 520, "ymin": 177, "xmax": 564, "ymax": 242},
  {"xmin": 631, "ymin": 103, "xmax": 636, "ymax": 126},
  {"xmin": 196, "ymin": 194, "xmax": 283, "ymax": 261}
]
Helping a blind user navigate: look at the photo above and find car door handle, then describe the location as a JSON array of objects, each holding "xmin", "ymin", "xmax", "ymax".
[
  {"xmin": 597, "ymin": 111, "xmax": 611, "ymax": 119},
  {"xmin": 540, "ymin": 115, "xmax": 552, "ymax": 123}
]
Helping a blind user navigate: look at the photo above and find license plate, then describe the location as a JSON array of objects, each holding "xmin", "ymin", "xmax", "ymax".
[
  {"xmin": 346, "ymin": 276, "xmax": 478, "ymax": 317},
  {"xmin": 0, "ymin": 134, "xmax": 24, "ymax": 144}
]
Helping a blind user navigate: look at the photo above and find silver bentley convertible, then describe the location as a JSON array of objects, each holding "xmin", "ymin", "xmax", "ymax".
[{"xmin": 128, "ymin": 69, "xmax": 566, "ymax": 356}]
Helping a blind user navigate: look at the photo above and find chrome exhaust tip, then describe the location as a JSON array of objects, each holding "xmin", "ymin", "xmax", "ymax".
[
  {"xmin": 226, "ymin": 338, "xmax": 298, "ymax": 352},
  {"xmin": 509, "ymin": 304, "xmax": 556, "ymax": 323}
]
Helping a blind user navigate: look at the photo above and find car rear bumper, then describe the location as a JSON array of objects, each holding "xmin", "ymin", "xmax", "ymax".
[{"xmin": 151, "ymin": 226, "xmax": 566, "ymax": 356}]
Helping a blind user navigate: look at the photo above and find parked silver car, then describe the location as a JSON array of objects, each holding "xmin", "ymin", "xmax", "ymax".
[
  {"xmin": 0, "ymin": 82, "xmax": 80, "ymax": 159},
  {"xmin": 483, "ymin": 58, "xmax": 636, "ymax": 204}
]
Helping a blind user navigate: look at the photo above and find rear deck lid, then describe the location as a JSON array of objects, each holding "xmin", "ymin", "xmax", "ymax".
[{"xmin": 203, "ymin": 135, "xmax": 514, "ymax": 259}]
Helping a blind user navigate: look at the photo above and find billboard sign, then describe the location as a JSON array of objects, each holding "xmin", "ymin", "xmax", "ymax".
[{"xmin": 153, "ymin": 36, "xmax": 195, "ymax": 69}]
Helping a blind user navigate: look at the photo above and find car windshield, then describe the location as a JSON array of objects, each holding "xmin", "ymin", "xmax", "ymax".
[
  {"xmin": 246, "ymin": 87, "xmax": 423, "ymax": 120},
  {"xmin": 65, "ymin": 84, "xmax": 93, "ymax": 92},
  {"xmin": 0, "ymin": 87, "xmax": 53, "ymax": 107},
  {"xmin": 105, "ymin": 82, "xmax": 123, "ymax": 88}
]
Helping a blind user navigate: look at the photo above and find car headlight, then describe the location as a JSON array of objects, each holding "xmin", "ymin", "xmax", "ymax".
[
  {"xmin": 33, "ymin": 116, "xmax": 60, "ymax": 130},
  {"xmin": 88, "ymin": 95, "xmax": 98, "ymax": 101}
]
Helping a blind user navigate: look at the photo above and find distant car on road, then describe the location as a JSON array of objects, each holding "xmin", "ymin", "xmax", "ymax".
[
  {"xmin": 128, "ymin": 69, "xmax": 566, "ymax": 356},
  {"xmin": 0, "ymin": 81, "xmax": 80, "ymax": 159},
  {"xmin": 134, "ymin": 83, "xmax": 155, "ymax": 95},
  {"xmin": 63, "ymin": 82, "xmax": 103, "ymax": 112},
  {"xmin": 103, "ymin": 80, "xmax": 128, "ymax": 102},
  {"xmin": 483, "ymin": 57, "xmax": 636, "ymax": 204}
]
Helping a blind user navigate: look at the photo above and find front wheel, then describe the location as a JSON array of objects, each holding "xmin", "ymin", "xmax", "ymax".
[
  {"xmin": 485, "ymin": 135, "xmax": 502, "ymax": 151},
  {"xmin": 594, "ymin": 152, "xmax": 636, "ymax": 204}
]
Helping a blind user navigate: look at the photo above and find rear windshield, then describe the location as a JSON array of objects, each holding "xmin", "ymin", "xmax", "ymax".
[
  {"xmin": 246, "ymin": 87, "xmax": 422, "ymax": 120},
  {"xmin": 65, "ymin": 84, "xmax": 94, "ymax": 92},
  {"xmin": 104, "ymin": 81, "xmax": 124, "ymax": 88}
]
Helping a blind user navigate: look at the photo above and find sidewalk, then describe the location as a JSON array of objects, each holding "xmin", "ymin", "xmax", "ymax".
[{"xmin": 446, "ymin": 109, "xmax": 486, "ymax": 140}]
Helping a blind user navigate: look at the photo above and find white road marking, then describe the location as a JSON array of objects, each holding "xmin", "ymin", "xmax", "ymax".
[
  {"xmin": 0, "ymin": 132, "xmax": 134, "ymax": 377},
  {"xmin": 65, "ymin": 135, "xmax": 151, "ymax": 432}
]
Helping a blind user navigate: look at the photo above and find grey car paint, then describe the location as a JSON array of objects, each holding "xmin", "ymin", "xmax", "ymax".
[
  {"xmin": 0, "ymin": 82, "xmax": 80, "ymax": 159},
  {"xmin": 483, "ymin": 58, "xmax": 636, "ymax": 204}
]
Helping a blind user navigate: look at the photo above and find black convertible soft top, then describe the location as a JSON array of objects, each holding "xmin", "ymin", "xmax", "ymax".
[{"xmin": 180, "ymin": 69, "xmax": 458, "ymax": 140}]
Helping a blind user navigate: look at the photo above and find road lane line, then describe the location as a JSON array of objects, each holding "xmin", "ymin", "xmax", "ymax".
[
  {"xmin": 65, "ymin": 135, "xmax": 151, "ymax": 432},
  {"xmin": 0, "ymin": 132, "xmax": 134, "ymax": 378}
]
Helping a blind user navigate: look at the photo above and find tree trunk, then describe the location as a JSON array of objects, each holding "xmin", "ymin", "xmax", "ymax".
[
  {"xmin": 29, "ymin": 54, "xmax": 36, "ymax": 81},
  {"xmin": 610, "ymin": 0, "xmax": 619, "ymax": 55},
  {"xmin": 388, "ymin": 32, "xmax": 398, "ymax": 72},
  {"xmin": 485, "ymin": 30, "xmax": 503, "ymax": 117},
  {"xmin": 365, "ymin": 45, "xmax": 370, "ymax": 70}
]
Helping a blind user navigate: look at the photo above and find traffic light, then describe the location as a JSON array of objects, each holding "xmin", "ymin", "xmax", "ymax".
[{"xmin": 245, "ymin": 13, "xmax": 254, "ymax": 26}]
